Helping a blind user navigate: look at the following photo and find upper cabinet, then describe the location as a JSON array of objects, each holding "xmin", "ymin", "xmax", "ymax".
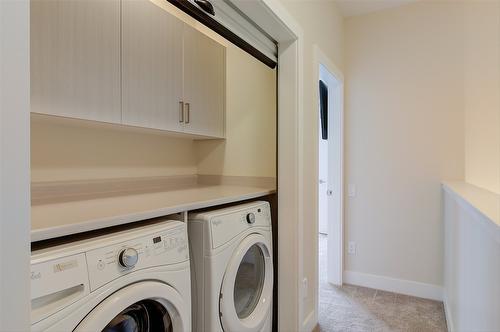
[
  {"xmin": 31, "ymin": 0, "xmax": 226, "ymax": 139},
  {"xmin": 121, "ymin": 0, "xmax": 184, "ymax": 132},
  {"xmin": 183, "ymin": 25, "xmax": 226, "ymax": 138},
  {"xmin": 31, "ymin": 0, "xmax": 121, "ymax": 123}
]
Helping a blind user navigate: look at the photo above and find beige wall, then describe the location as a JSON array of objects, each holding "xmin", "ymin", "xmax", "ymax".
[
  {"xmin": 278, "ymin": 0, "xmax": 345, "ymax": 327},
  {"xmin": 195, "ymin": 44, "xmax": 276, "ymax": 178},
  {"xmin": 464, "ymin": 1, "xmax": 500, "ymax": 194},
  {"xmin": 30, "ymin": 0, "xmax": 277, "ymax": 183},
  {"xmin": 31, "ymin": 118, "xmax": 198, "ymax": 181},
  {"xmin": 345, "ymin": 2, "xmax": 465, "ymax": 287}
]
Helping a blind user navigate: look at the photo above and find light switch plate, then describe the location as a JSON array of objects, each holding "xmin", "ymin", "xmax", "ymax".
[{"xmin": 348, "ymin": 241, "xmax": 356, "ymax": 255}]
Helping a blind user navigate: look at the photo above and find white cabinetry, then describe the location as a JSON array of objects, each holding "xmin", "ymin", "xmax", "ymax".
[
  {"xmin": 31, "ymin": 0, "xmax": 226, "ymax": 139},
  {"xmin": 121, "ymin": 0, "xmax": 184, "ymax": 132},
  {"xmin": 183, "ymin": 25, "xmax": 226, "ymax": 138},
  {"xmin": 31, "ymin": 0, "xmax": 121, "ymax": 123}
]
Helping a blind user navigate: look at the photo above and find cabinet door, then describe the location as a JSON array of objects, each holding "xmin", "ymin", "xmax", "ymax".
[
  {"xmin": 183, "ymin": 25, "xmax": 226, "ymax": 138},
  {"xmin": 121, "ymin": 0, "xmax": 184, "ymax": 132},
  {"xmin": 31, "ymin": 0, "xmax": 121, "ymax": 123}
]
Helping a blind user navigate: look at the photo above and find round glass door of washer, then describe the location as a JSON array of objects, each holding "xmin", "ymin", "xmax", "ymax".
[
  {"xmin": 74, "ymin": 282, "xmax": 187, "ymax": 332},
  {"xmin": 102, "ymin": 299, "xmax": 172, "ymax": 332}
]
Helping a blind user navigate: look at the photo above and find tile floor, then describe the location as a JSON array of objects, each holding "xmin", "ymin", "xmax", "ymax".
[{"xmin": 318, "ymin": 234, "xmax": 447, "ymax": 332}]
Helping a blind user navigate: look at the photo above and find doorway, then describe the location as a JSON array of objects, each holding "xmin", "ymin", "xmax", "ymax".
[{"xmin": 315, "ymin": 46, "xmax": 344, "ymax": 314}]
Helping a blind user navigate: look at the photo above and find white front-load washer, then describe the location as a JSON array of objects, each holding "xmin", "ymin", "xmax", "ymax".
[
  {"xmin": 30, "ymin": 219, "xmax": 191, "ymax": 332},
  {"xmin": 189, "ymin": 201, "xmax": 273, "ymax": 332}
]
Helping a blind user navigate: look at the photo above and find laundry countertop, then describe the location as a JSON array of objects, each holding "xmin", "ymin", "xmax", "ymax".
[{"xmin": 32, "ymin": 183, "xmax": 275, "ymax": 242}]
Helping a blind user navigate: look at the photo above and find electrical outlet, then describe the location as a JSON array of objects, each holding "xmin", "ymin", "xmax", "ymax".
[
  {"xmin": 348, "ymin": 184, "xmax": 357, "ymax": 197},
  {"xmin": 348, "ymin": 241, "xmax": 356, "ymax": 255},
  {"xmin": 302, "ymin": 278, "xmax": 308, "ymax": 298}
]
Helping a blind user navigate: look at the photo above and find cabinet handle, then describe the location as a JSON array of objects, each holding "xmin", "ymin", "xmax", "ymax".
[
  {"xmin": 185, "ymin": 103, "xmax": 190, "ymax": 124},
  {"xmin": 179, "ymin": 101, "xmax": 184, "ymax": 123}
]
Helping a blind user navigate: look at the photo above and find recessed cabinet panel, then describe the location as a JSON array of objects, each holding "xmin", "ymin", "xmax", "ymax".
[
  {"xmin": 183, "ymin": 25, "xmax": 226, "ymax": 138},
  {"xmin": 31, "ymin": 0, "xmax": 121, "ymax": 123},
  {"xmin": 121, "ymin": 0, "xmax": 184, "ymax": 132}
]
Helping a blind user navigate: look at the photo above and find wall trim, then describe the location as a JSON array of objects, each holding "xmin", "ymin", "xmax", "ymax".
[
  {"xmin": 443, "ymin": 294, "xmax": 454, "ymax": 332},
  {"xmin": 343, "ymin": 270, "xmax": 443, "ymax": 301},
  {"xmin": 302, "ymin": 310, "xmax": 316, "ymax": 332},
  {"xmin": 233, "ymin": 1, "xmax": 305, "ymax": 330}
]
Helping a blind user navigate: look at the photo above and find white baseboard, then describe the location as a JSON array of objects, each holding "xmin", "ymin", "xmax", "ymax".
[
  {"xmin": 443, "ymin": 294, "xmax": 454, "ymax": 332},
  {"xmin": 343, "ymin": 270, "xmax": 443, "ymax": 301},
  {"xmin": 301, "ymin": 310, "xmax": 316, "ymax": 332}
]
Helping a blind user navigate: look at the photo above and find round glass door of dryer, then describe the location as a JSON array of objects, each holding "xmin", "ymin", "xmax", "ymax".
[
  {"xmin": 233, "ymin": 244, "xmax": 266, "ymax": 319},
  {"xmin": 219, "ymin": 234, "xmax": 273, "ymax": 332}
]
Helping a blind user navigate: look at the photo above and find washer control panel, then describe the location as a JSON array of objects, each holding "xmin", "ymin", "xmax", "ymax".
[{"xmin": 86, "ymin": 225, "xmax": 188, "ymax": 291}]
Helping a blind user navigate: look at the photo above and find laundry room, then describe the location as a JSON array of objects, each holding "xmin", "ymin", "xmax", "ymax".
[{"xmin": 28, "ymin": 0, "xmax": 278, "ymax": 331}]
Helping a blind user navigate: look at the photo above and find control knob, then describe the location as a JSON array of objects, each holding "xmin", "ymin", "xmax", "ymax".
[
  {"xmin": 118, "ymin": 248, "xmax": 139, "ymax": 269},
  {"xmin": 246, "ymin": 212, "xmax": 256, "ymax": 224}
]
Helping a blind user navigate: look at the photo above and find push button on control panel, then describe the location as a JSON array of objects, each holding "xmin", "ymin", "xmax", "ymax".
[{"xmin": 97, "ymin": 260, "xmax": 105, "ymax": 271}]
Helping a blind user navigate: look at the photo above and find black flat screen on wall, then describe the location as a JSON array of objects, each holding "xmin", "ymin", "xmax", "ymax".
[{"xmin": 319, "ymin": 80, "xmax": 328, "ymax": 140}]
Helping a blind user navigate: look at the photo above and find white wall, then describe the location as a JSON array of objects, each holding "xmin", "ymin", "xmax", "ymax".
[
  {"xmin": 443, "ymin": 185, "xmax": 500, "ymax": 331},
  {"xmin": 0, "ymin": 0, "xmax": 31, "ymax": 329},
  {"xmin": 464, "ymin": 1, "xmax": 500, "ymax": 195},
  {"xmin": 344, "ymin": 2, "xmax": 465, "ymax": 291},
  {"xmin": 278, "ymin": 0, "xmax": 345, "ymax": 328}
]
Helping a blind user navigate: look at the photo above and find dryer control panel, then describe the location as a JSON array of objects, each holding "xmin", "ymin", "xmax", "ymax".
[
  {"xmin": 208, "ymin": 202, "xmax": 271, "ymax": 248},
  {"xmin": 86, "ymin": 225, "xmax": 188, "ymax": 291}
]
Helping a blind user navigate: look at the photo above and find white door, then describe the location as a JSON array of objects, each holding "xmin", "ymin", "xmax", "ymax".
[
  {"xmin": 219, "ymin": 234, "xmax": 273, "ymax": 332},
  {"xmin": 74, "ymin": 282, "xmax": 189, "ymax": 332},
  {"xmin": 121, "ymin": 0, "xmax": 184, "ymax": 132},
  {"xmin": 30, "ymin": 0, "xmax": 121, "ymax": 123},
  {"xmin": 318, "ymin": 79, "xmax": 329, "ymax": 235},
  {"xmin": 318, "ymin": 62, "xmax": 344, "ymax": 286},
  {"xmin": 183, "ymin": 24, "xmax": 226, "ymax": 138}
]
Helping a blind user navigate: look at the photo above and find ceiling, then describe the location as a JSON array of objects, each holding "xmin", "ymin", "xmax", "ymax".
[{"xmin": 335, "ymin": 0, "xmax": 418, "ymax": 17}]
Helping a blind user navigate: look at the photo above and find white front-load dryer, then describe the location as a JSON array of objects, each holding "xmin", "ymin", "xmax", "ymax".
[
  {"xmin": 189, "ymin": 201, "xmax": 273, "ymax": 332},
  {"xmin": 30, "ymin": 219, "xmax": 191, "ymax": 332}
]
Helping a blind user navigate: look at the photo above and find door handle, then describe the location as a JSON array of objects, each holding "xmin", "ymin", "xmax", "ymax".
[
  {"xmin": 327, "ymin": 190, "xmax": 333, "ymax": 196},
  {"xmin": 179, "ymin": 101, "xmax": 184, "ymax": 123},
  {"xmin": 185, "ymin": 102, "xmax": 190, "ymax": 124},
  {"xmin": 319, "ymin": 179, "xmax": 326, "ymax": 184}
]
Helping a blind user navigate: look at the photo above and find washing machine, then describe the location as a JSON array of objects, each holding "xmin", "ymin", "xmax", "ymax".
[
  {"xmin": 30, "ymin": 219, "xmax": 191, "ymax": 332},
  {"xmin": 189, "ymin": 201, "xmax": 273, "ymax": 332}
]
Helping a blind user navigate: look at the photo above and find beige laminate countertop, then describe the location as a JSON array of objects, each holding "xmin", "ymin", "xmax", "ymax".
[{"xmin": 31, "ymin": 184, "xmax": 275, "ymax": 242}]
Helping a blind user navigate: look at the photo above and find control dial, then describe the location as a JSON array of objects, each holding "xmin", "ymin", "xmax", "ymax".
[
  {"xmin": 118, "ymin": 248, "xmax": 139, "ymax": 269},
  {"xmin": 246, "ymin": 212, "xmax": 256, "ymax": 224}
]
